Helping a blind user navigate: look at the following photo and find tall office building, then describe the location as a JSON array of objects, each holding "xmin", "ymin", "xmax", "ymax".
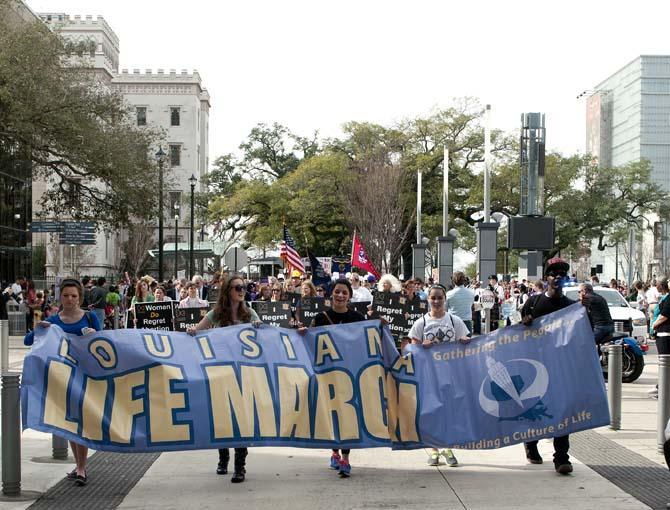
[
  {"xmin": 586, "ymin": 55, "xmax": 670, "ymax": 278},
  {"xmin": 36, "ymin": 13, "xmax": 210, "ymax": 278}
]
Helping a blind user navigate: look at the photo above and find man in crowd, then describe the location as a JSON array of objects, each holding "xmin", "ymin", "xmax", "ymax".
[
  {"xmin": 349, "ymin": 273, "xmax": 373, "ymax": 303},
  {"xmin": 89, "ymin": 277, "xmax": 108, "ymax": 328},
  {"xmin": 487, "ymin": 274, "xmax": 505, "ymax": 332},
  {"xmin": 447, "ymin": 271, "xmax": 475, "ymax": 335},
  {"xmin": 578, "ymin": 282, "xmax": 614, "ymax": 344},
  {"xmin": 519, "ymin": 257, "xmax": 575, "ymax": 475},
  {"xmin": 192, "ymin": 274, "xmax": 209, "ymax": 301}
]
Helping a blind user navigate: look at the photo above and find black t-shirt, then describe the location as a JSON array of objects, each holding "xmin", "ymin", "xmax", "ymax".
[
  {"xmin": 312, "ymin": 308, "xmax": 366, "ymax": 327},
  {"xmin": 581, "ymin": 292, "xmax": 613, "ymax": 328},
  {"xmin": 521, "ymin": 292, "xmax": 575, "ymax": 320},
  {"xmin": 657, "ymin": 296, "xmax": 670, "ymax": 333}
]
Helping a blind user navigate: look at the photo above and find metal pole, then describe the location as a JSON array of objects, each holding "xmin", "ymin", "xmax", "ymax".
[
  {"xmin": 113, "ymin": 305, "xmax": 119, "ymax": 330},
  {"xmin": 416, "ymin": 169, "xmax": 422, "ymax": 244},
  {"xmin": 484, "ymin": 104, "xmax": 491, "ymax": 223},
  {"xmin": 158, "ymin": 161, "xmax": 164, "ymax": 282},
  {"xmin": 0, "ymin": 320, "xmax": 8, "ymax": 373},
  {"xmin": 627, "ymin": 226, "xmax": 634, "ymax": 289},
  {"xmin": 52, "ymin": 435, "xmax": 69, "ymax": 460},
  {"xmin": 443, "ymin": 146, "xmax": 448, "ymax": 236},
  {"xmin": 70, "ymin": 244, "xmax": 74, "ymax": 274},
  {"xmin": 174, "ymin": 214, "xmax": 179, "ymax": 280},
  {"xmin": 658, "ymin": 354, "xmax": 670, "ymax": 453},
  {"xmin": 189, "ymin": 181, "xmax": 195, "ymax": 279},
  {"xmin": 615, "ymin": 242, "xmax": 619, "ymax": 282},
  {"xmin": 2, "ymin": 373, "xmax": 21, "ymax": 496},
  {"xmin": 484, "ymin": 309, "xmax": 491, "ymax": 334},
  {"xmin": 608, "ymin": 344, "xmax": 622, "ymax": 430}
]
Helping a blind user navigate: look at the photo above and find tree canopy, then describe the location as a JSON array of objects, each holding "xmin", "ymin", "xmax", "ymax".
[{"xmin": 0, "ymin": 8, "xmax": 164, "ymax": 230}]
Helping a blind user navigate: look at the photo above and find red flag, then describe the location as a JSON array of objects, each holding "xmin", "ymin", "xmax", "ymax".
[{"xmin": 351, "ymin": 231, "xmax": 380, "ymax": 279}]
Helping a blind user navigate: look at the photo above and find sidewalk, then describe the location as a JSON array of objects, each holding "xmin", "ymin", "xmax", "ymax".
[{"xmin": 1, "ymin": 337, "xmax": 668, "ymax": 510}]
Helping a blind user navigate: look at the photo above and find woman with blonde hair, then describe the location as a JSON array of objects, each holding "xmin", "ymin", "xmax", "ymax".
[
  {"xmin": 377, "ymin": 274, "xmax": 402, "ymax": 294},
  {"xmin": 300, "ymin": 279, "xmax": 318, "ymax": 298}
]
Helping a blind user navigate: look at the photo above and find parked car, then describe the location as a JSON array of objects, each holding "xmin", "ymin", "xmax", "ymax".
[{"xmin": 563, "ymin": 286, "xmax": 647, "ymax": 343}]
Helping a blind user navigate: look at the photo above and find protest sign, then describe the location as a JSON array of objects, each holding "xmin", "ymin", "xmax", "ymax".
[
  {"xmin": 349, "ymin": 301, "xmax": 371, "ymax": 316},
  {"xmin": 297, "ymin": 297, "xmax": 331, "ymax": 325},
  {"xmin": 251, "ymin": 301, "xmax": 292, "ymax": 328},
  {"xmin": 370, "ymin": 292, "xmax": 410, "ymax": 341},
  {"xmin": 134, "ymin": 301, "xmax": 175, "ymax": 331},
  {"xmin": 174, "ymin": 306, "xmax": 210, "ymax": 332}
]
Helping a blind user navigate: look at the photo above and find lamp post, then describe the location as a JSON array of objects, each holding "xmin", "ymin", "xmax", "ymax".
[
  {"xmin": 476, "ymin": 104, "xmax": 499, "ymax": 283},
  {"xmin": 437, "ymin": 146, "xmax": 457, "ymax": 286},
  {"xmin": 155, "ymin": 147, "xmax": 166, "ymax": 282},
  {"xmin": 174, "ymin": 203, "xmax": 180, "ymax": 280},
  {"xmin": 200, "ymin": 223, "xmax": 206, "ymax": 274},
  {"xmin": 412, "ymin": 169, "xmax": 426, "ymax": 280},
  {"xmin": 189, "ymin": 174, "xmax": 197, "ymax": 279}
]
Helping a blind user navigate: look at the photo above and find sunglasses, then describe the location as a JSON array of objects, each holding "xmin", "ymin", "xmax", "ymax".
[
  {"xmin": 272, "ymin": 289, "xmax": 282, "ymax": 293},
  {"xmin": 232, "ymin": 285, "xmax": 245, "ymax": 292}
]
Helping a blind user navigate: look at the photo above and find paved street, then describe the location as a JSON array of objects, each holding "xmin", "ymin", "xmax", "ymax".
[{"xmin": 1, "ymin": 338, "xmax": 669, "ymax": 510}]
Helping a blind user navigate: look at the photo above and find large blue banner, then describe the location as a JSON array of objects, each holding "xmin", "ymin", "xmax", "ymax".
[{"xmin": 21, "ymin": 303, "xmax": 609, "ymax": 452}]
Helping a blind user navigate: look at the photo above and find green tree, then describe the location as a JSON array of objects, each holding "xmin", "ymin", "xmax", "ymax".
[
  {"xmin": 239, "ymin": 122, "xmax": 319, "ymax": 180},
  {"xmin": 0, "ymin": 10, "xmax": 164, "ymax": 229}
]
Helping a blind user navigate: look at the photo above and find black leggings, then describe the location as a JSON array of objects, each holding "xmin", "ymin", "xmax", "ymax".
[
  {"xmin": 219, "ymin": 448, "xmax": 247, "ymax": 470},
  {"xmin": 332, "ymin": 448, "xmax": 350, "ymax": 455}
]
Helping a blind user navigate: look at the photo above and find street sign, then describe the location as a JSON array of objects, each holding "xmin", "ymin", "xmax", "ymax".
[
  {"xmin": 224, "ymin": 247, "xmax": 248, "ymax": 272},
  {"xmin": 480, "ymin": 290, "xmax": 496, "ymax": 310},
  {"xmin": 30, "ymin": 221, "xmax": 62, "ymax": 233},
  {"xmin": 58, "ymin": 221, "xmax": 98, "ymax": 245}
]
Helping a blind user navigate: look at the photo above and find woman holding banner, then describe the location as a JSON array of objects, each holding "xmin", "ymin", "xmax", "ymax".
[
  {"xmin": 409, "ymin": 283, "xmax": 470, "ymax": 468},
  {"xmin": 299, "ymin": 278, "xmax": 366, "ymax": 477},
  {"xmin": 24, "ymin": 279, "xmax": 102, "ymax": 486},
  {"xmin": 187, "ymin": 275, "xmax": 260, "ymax": 483}
]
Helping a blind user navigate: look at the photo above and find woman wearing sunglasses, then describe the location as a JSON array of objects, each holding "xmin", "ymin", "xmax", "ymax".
[
  {"xmin": 408, "ymin": 283, "xmax": 470, "ymax": 468},
  {"xmin": 187, "ymin": 275, "xmax": 260, "ymax": 483},
  {"xmin": 24, "ymin": 278, "xmax": 102, "ymax": 486}
]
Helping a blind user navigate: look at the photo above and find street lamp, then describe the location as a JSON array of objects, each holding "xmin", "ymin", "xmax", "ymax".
[
  {"xmin": 189, "ymin": 174, "xmax": 197, "ymax": 279},
  {"xmin": 174, "ymin": 203, "xmax": 180, "ymax": 280},
  {"xmin": 155, "ymin": 147, "xmax": 166, "ymax": 282}
]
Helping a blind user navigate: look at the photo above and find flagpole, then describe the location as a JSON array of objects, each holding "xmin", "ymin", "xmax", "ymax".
[{"xmin": 351, "ymin": 230, "xmax": 356, "ymax": 266}]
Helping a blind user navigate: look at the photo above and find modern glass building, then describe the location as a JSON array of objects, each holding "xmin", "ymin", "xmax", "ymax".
[
  {"xmin": 586, "ymin": 55, "xmax": 670, "ymax": 278},
  {"xmin": 587, "ymin": 55, "xmax": 670, "ymax": 191},
  {"xmin": 0, "ymin": 141, "xmax": 32, "ymax": 284}
]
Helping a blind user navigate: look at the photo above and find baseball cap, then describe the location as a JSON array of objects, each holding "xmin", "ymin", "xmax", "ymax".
[{"xmin": 544, "ymin": 257, "xmax": 569, "ymax": 276}]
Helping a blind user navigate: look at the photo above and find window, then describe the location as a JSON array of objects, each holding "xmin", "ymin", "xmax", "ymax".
[
  {"xmin": 169, "ymin": 144, "xmax": 181, "ymax": 167},
  {"xmin": 136, "ymin": 107, "xmax": 146, "ymax": 126},
  {"xmin": 170, "ymin": 107, "xmax": 180, "ymax": 127}
]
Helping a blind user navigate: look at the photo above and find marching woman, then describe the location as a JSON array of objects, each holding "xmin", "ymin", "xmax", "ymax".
[
  {"xmin": 298, "ymin": 278, "xmax": 366, "ymax": 477},
  {"xmin": 408, "ymin": 284, "xmax": 470, "ymax": 468},
  {"xmin": 24, "ymin": 279, "xmax": 102, "ymax": 486},
  {"xmin": 187, "ymin": 275, "xmax": 261, "ymax": 483}
]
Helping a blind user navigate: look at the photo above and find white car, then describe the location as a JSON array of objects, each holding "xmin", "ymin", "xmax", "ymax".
[{"xmin": 563, "ymin": 286, "xmax": 647, "ymax": 342}]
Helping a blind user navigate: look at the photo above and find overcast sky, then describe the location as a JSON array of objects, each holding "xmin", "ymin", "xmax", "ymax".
[{"xmin": 27, "ymin": 0, "xmax": 670, "ymax": 165}]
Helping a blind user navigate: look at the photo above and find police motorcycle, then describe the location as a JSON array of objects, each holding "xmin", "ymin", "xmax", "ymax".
[{"xmin": 598, "ymin": 319, "xmax": 647, "ymax": 383}]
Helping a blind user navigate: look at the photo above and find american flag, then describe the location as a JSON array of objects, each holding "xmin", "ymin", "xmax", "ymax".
[{"xmin": 279, "ymin": 225, "xmax": 305, "ymax": 274}]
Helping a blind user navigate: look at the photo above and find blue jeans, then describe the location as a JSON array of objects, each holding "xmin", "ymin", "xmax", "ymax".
[
  {"xmin": 593, "ymin": 324, "xmax": 614, "ymax": 344},
  {"xmin": 92, "ymin": 308, "xmax": 106, "ymax": 329},
  {"xmin": 463, "ymin": 320, "xmax": 473, "ymax": 336}
]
